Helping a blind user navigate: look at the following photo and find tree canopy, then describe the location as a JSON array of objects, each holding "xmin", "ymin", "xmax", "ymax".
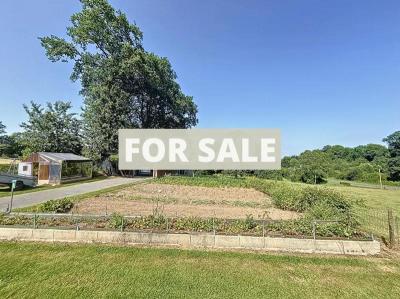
[
  {"xmin": 280, "ymin": 143, "xmax": 391, "ymax": 184},
  {"xmin": 383, "ymin": 131, "xmax": 400, "ymax": 181},
  {"xmin": 0, "ymin": 121, "xmax": 5, "ymax": 135},
  {"xmin": 20, "ymin": 101, "xmax": 82, "ymax": 156},
  {"xmin": 40, "ymin": 0, "xmax": 197, "ymax": 160},
  {"xmin": 0, "ymin": 121, "xmax": 7, "ymax": 156}
]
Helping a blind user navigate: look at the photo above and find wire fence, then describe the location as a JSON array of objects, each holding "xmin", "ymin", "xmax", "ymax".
[
  {"xmin": 356, "ymin": 207, "xmax": 399, "ymax": 248},
  {"xmin": 0, "ymin": 211, "xmax": 365, "ymax": 241}
]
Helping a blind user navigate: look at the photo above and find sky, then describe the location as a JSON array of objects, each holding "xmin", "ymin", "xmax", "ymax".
[{"xmin": 0, "ymin": 0, "xmax": 399, "ymax": 156}]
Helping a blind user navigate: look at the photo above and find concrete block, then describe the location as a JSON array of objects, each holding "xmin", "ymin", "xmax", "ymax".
[
  {"xmin": 31, "ymin": 229, "xmax": 54, "ymax": 242},
  {"xmin": 0, "ymin": 227, "xmax": 33, "ymax": 241},
  {"xmin": 266, "ymin": 237, "xmax": 315, "ymax": 253},
  {"xmin": 97, "ymin": 231, "xmax": 124, "ymax": 243},
  {"xmin": 314, "ymin": 239, "xmax": 343, "ymax": 254},
  {"xmin": 147, "ymin": 232, "xmax": 168, "ymax": 244},
  {"xmin": 76, "ymin": 230, "xmax": 98, "ymax": 243},
  {"xmin": 0, "ymin": 227, "xmax": 380, "ymax": 255},
  {"xmin": 342, "ymin": 240, "xmax": 380, "ymax": 256},
  {"xmin": 165, "ymin": 233, "xmax": 191, "ymax": 247},
  {"xmin": 124, "ymin": 232, "xmax": 145, "ymax": 244},
  {"xmin": 53, "ymin": 230, "xmax": 76, "ymax": 243},
  {"xmin": 190, "ymin": 234, "xmax": 215, "ymax": 248},
  {"xmin": 239, "ymin": 235, "xmax": 264, "ymax": 249},
  {"xmin": 215, "ymin": 235, "xmax": 240, "ymax": 248}
]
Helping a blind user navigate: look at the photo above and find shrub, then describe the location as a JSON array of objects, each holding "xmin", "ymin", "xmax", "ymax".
[
  {"xmin": 38, "ymin": 198, "xmax": 73, "ymax": 213},
  {"xmin": 296, "ymin": 187, "xmax": 351, "ymax": 213},
  {"xmin": 109, "ymin": 213, "xmax": 125, "ymax": 229}
]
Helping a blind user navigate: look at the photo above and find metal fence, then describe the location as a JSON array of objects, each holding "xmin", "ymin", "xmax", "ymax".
[{"xmin": 0, "ymin": 212, "xmax": 361, "ymax": 241}]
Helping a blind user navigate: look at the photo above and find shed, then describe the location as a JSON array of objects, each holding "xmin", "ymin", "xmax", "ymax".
[{"xmin": 19, "ymin": 152, "xmax": 92, "ymax": 185}]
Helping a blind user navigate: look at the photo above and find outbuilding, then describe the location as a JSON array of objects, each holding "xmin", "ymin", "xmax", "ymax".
[{"xmin": 18, "ymin": 152, "xmax": 92, "ymax": 185}]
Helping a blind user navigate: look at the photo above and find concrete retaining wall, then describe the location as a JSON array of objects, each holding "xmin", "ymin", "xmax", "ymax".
[{"xmin": 0, "ymin": 227, "xmax": 380, "ymax": 255}]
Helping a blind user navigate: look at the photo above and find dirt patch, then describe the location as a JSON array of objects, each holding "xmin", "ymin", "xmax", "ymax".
[
  {"xmin": 75, "ymin": 198, "xmax": 299, "ymax": 220},
  {"xmin": 74, "ymin": 183, "xmax": 301, "ymax": 220},
  {"xmin": 117, "ymin": 183, "xmax": 270, "ymax": 204}
]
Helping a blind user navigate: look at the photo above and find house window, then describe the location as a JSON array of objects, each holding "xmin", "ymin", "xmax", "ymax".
[{"xmin": 23, "ymin": 166, "xmax": 28, "ymax": 171}]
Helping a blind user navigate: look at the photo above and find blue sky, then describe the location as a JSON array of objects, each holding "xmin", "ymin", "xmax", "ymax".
[{"xmin": 0, "ymin": 0, "xmax": 399, "ymax": 155}]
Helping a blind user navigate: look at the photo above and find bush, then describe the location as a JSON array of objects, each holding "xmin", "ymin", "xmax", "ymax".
[
  {"xmin": 297, "ymin": 187, "xmax": 351, "ymax": 212},
  {"xmin": 109, "ymin": 213, "xmax": 125, "ymax": 229},
  {"xmin": 253, "ymin": 170, "xmax": 283, "ymax": 180},
  {"xmin": 0, "ymin": 164, "xmax": 9, "ymax": 172},
  {"xmin": 38, "ymin": 198, "xmax": 74, "ymax": 213}
]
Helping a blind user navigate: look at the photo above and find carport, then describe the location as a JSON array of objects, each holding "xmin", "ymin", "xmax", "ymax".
[{"xmin": 18, "ymin": 152, "xmax": 92, "ymax": 185}]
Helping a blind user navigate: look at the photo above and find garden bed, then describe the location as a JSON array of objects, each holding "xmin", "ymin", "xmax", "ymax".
[{"xmin": 0, "ymin": 212, "xmax": 370, "ymax": 240}]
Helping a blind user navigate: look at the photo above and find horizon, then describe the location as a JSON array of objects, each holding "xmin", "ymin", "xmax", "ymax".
[{"xmin": 0, "ymin": 0, "xmax": 399, "ymax": 156}]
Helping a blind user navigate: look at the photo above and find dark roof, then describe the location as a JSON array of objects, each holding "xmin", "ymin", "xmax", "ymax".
[{"xmin": 38, "ymin": 152, "xmax": 91, "ymax": 162}]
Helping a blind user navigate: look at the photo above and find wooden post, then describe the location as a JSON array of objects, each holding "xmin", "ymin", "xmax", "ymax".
[
  {"xmin": 378, "ymin": 168, "xmax": 383, "ymax": 190},
  {"xmin": 388, "ymin": 209, "xmax": 395, "ymax": 248},
  {"xmin": 396, "ymin": 216, "xmax": 399, "ymax": 247}
]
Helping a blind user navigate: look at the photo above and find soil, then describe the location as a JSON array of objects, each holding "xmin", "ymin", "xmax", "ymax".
[{"xmin": 75, "ymin": 183, "xmax": 300, "ymax": 220}]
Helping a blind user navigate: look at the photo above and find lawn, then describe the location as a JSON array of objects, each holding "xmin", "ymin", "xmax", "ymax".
[
  {"xmin": 0, "ymin": 242, "xmax": 398, "ymax": 298},
  {"xmin": 331, "ymin": 185, "xmax": 400, "ymax": 213},
  {"xmin": 330, "ymin": 185, "xmax": 400, "ymax": 241}
]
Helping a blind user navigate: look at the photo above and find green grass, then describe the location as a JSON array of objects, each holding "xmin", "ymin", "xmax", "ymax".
[
  {"xmin": 331, "ymin": 185, "xmax": 400, "ymax": 213},
  {"xmin": 330, "ymin": 185, "xmax": 400, "ymax": 240},
  {"xmin": 327, "ymin": 178, "xmax": 400, "ymax": 189},
  {"xmin": 0, "ymin": 242, "xmax": 398, "ymax": 298},
  {"xmin": 0, "ymin": 176, "xmax": 110, "ymax": 199}
]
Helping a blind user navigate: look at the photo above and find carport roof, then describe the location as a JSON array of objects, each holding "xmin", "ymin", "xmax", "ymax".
[{"xmin": 38, "ymin": 152, "xmax": 91, "ymax": 162}]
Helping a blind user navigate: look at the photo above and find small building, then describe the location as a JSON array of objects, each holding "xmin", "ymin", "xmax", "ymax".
[{"xmin": 18, "ymin": 152, "xmax": 92, "ymax": 185}]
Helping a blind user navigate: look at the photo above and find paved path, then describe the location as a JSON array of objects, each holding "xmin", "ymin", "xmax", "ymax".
[{"xmin": 0, "ymin": 177, "xmax": 147, "ymax": 211}]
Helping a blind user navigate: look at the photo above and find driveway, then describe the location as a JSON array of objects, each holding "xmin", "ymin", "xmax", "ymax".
[{"xmin": 0, "ymin": 177, "xmax": 148, "ymax": 211}]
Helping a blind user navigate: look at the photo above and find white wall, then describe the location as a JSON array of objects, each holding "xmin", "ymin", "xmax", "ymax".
[{"xmin": 18, "ymin": 162, "xmax": 32, "ymax": 176}]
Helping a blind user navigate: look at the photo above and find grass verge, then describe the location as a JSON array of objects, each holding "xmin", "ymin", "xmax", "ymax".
[
  {"xmin": 0, "ymin": 176, "xmax": 110, "ymax": 199},
  {"xmin": 13, "ymin": 180, "xmax": 148, "ymax": 212},
  {"xmin": 0, "ymin": 242, "xmax": 399, "ymax": 298}
]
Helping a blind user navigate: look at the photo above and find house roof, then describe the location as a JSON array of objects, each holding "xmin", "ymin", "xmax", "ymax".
[{"xmin": 38, "ymin": 152, "xmax": 91, "ymax": 162}]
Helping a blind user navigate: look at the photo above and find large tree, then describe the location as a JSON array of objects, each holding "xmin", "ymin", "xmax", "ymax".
[
  {"xmin": 40, "ymin": 0, "xmax": 197, "ymax": 160},
  {"xmin": 0, "ymin": 121, "xmax": 5, "ymax": 136},
  {"xmin": 0, "ymin": 121, "xmax": 7, "ymax": 156},
  {"xmin": 383, "ymin": 131, "xmax": 400, "ymax": 181},
  {"xmin": 20, "ymin": 101, "xmax": 82, "ymax": 155}
]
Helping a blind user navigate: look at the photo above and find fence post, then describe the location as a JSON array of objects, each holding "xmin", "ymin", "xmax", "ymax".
[
  {"xmin": 212, "ymin": 216, "xmax": 215, "ymax": 235},
  {"xmin": 76, "ymin": 216, "xmax": 79, "ymax": 231},
  {"xmin": 312, "ymin": 220, "xmax": 316, "ymax": 241},
  {"xmin": 262, "ymin": 218, "xmax": 265, "ymax": 238},
  {"xmin": 388, "ymin": 209, "xmax": 395, "ymax": 248},
  {"xmin": 396, "ymin": 216, "xmax": 399, "ymax": 247}
]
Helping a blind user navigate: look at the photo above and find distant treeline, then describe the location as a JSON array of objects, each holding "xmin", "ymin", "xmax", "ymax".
[
  {"xmin": 280, "ymin": 143, "xmax": 394, "ymax": 184},
  {"xmin": 195, "ymin": 132, "xmax": 400, "ymax": 185}
]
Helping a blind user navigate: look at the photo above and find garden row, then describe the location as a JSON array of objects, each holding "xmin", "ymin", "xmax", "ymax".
[{"xmin": 0, "ymin": 212, "xmax": 369, "ymax": 239}]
